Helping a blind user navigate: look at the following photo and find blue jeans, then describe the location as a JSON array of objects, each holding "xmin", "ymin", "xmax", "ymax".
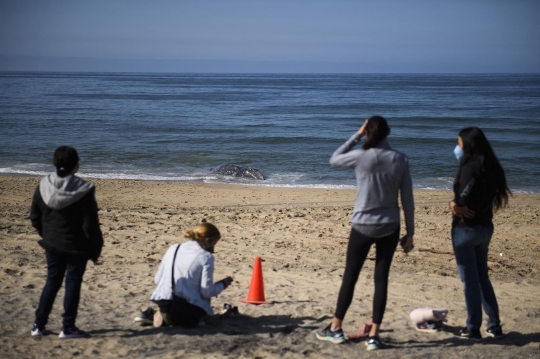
[
  {"xmin": 35, "ymin": 250, "xmax": 88, "ymax": 329},
  {"xmin": 452, "ymin": 224, "xmax": 500, "ymax": 331}
]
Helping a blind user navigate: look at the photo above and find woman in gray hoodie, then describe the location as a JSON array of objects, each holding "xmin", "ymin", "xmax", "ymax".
[
  {"xmin": 30, "ymin": 146, "xmax": 103, "ymax": 339},
  {"xmin": 316, "ymin": 116, "xmax": 414, "ymax": 351}
]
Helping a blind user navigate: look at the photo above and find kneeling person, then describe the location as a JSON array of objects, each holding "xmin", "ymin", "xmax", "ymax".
[{"xmin": 148, "ymin": 223, "xmax": 233, "ymax": 328}]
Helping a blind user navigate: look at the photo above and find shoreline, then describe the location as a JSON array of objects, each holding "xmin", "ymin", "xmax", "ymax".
[
  {"xmin": 1, "ymin": 172, "xmax": 538, "ymax": 194},
  {"xmin": 1, "ymin": 175, "xmax": 539, "ymax": 358}
]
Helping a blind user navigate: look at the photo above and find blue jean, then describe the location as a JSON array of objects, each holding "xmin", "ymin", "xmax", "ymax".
[
  {"xmin": 452, "ymin": 224, "xmax": 500, "ymax": 331},
  {"xmin": 35, "ymin": 250, "xmax": 88, "ymax": 329}
]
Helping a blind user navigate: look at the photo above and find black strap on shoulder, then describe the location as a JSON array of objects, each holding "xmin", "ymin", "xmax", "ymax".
[{"xmin": 171, "ymin": 244, "xmax": 181, "ymax": 291}]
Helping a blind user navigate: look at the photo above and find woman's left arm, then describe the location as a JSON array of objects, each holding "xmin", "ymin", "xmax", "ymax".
[
  {"xmin": 30, "ymin": 186, "xmax": 43, "ymax": 236},
  {"xmin": 330, "ymin": 120, "xmax": 369, "ymax": 168},
  {"xmin": 329, "ymin": 133, "xmax": 363, "ymax": 168}
]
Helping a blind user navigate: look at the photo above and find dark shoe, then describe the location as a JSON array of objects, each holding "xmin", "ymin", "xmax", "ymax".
[
  {"xmin": 455, "ymin": 327, "xmax": 482, "ymax": 341},
  {"xmin": 134, "ymin": 307, "xmax": 155, "ymax": 325},
  {"xmin": 221, "ymin": 304, "xmax": 239, "ymax": 318},
  {"xmin": 366, "ymin": 335, "xmax": 382, "ymax": 351},
  {"xmin": 59, "ymin": 326, "xmax": 88, "ymax": 339},
  {"xmin": 31, "ymin": 323, "xmax": 44, "ymax": 337},
  {"xmin": 486, "ymin": 325, "xmax": 505, "ymax": 338},
  {"xmin": 315, "ymin": 324, "xmax": 346, "ymax": 344}
]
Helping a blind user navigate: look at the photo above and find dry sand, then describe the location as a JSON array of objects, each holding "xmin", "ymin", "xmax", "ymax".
[{"xmin": 1, "ymin": 176, "xmax": 539, "ymax": 358}]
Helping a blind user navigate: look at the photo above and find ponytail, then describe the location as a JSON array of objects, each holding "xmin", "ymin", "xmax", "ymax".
[
  {"xmin": 53, "ymin": 146, "xmax": 79, "ymax": 177},
  {"xmin": 184, "ymin": 223, "xmax": 221, "ymax": 245},
  {"xmin": 362, "ymin": 115, "xmax": 390, "ymax": 150}
]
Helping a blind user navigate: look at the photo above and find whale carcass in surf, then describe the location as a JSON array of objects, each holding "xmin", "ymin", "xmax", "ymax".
[{"xmin": 212, "ymin": 164, "xmax": 265, "ymax": 180}]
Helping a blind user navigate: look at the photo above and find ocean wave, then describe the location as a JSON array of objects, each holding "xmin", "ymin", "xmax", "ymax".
[{"xmin": 0, "ymin": 168, "xmax": 538, "ymax": 193}]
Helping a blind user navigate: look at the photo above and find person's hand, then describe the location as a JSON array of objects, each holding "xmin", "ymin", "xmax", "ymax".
[
  {"xmin": 450, "ymin": 201, "xmax": 475, "ymax": 221},
  {"xmin": 400, "ymin": 235, "xmax": 414, "ymax": 254},
  {"xmin": 357, "ymin": 119, "xmax": 369, "ymax": 136},
  {"xmin": 221, "ymin": 276, "xmax": 233, "ymax": 289}
]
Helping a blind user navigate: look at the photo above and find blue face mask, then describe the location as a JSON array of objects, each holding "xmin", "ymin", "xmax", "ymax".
[{"xmin": 454, "ymin": 145, "xmax": 464, "ymax": 161}]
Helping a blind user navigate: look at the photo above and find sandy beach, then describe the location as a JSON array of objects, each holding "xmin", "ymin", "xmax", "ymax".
[{"xmin": 1, "ymin": 175, "xmax": 539, "ymax": 358}]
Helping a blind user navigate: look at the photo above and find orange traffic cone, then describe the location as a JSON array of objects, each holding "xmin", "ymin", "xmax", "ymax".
[{"xmin": 241, "ymin": 257, "xmax": 272, "ymax": 305}]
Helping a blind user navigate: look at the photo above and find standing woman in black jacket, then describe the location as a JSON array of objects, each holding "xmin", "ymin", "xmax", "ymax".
[
  {"xmin": 30, "ymin": 146, "xmax": 103, "ymax": 338},
  {"xmin": 450, "ymin": 127, "xmax": 510, "ymax": 340}
]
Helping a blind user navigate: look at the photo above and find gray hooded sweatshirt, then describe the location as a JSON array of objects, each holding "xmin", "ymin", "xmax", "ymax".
[{"xmin": 39, "ymin": 173, "xmax": 95, "ymax": 210}]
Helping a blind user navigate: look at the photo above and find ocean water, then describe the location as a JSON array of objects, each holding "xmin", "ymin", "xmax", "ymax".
[{"xmin": 0, "ymin": 72, "xmax": 539, "ymax": 193}]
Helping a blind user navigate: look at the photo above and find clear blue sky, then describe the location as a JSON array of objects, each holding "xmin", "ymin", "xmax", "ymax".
[{"xmin": 1, "ymin": 0, "xmax": 539, "ymax": 73}]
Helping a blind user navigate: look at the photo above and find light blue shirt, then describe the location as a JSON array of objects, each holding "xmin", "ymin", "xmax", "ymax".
[
  {"xmin": 150, "ymin": 241, "xmax": 224, "ymax": 315},
  {"xmin": 330, "ymin": 133, "xmax": 415, "ymax": 236}
]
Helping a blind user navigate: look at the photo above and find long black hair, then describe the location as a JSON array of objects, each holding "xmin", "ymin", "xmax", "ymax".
[
  {"xmin": 455, "ymin": 127, "xmax": 510, "ymax": 210},
  {"xmin": 362, "ymin": 115, "xmax": 390, "ymax": 150},
  {"xmin": 53, "ymin": 146, "xmax": 79, "ymax": 177}
]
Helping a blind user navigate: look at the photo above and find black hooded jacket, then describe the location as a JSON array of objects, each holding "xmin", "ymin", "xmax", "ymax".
[
  {"xmin": 452, "ymin": 156, "xmax": 495, "ymax": 227},
  {"xmin": 30, "ymin": 173, "xmax": 103, "ymax": 262}
]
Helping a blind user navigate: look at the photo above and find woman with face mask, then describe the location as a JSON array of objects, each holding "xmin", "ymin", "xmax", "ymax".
[
  {"xmin": 450, "ymin": 127, "xmax": 510, "ymax": 340},
  {"xmin": 139, "ymin": 223, "xmax": 233, "ymax": 328}
]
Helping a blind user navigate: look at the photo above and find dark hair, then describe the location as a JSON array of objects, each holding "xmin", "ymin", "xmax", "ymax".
[
  {"xmin": 362, "ymin": 115, "xmax": 390, "ymax": 150},
  {"xmin": 455, "ymin": 127, "xmax": 510, "ymax": 210},
  {"xmin": 53, "ymin": 146, "xmax": 79, "ymax": 177}
]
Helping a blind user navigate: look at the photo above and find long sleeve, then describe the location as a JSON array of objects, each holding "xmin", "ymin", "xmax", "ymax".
[
  {"xmin": 400, "ymin": 158, "xmax": 415, "ymax": 236},
  {"xmin": 200, "ymin": 255, "xmax": 225, "ymax": 299},
  {"xmin": 329, "ymin": 133, "xmax": 362, "ymax": 168},
  {"xmin": 454, "ymin": 163, "xmax": 478, "ymax": 207},
  {"xmin": 154, "ymin": 254, "xmax": 167, "ymax": 285},
  {"xmin": 30, "ymin": 186, "xmax": 43, "ymax": 237},
  {"xmin": 81, "ymin": 188, "xmax": 104, "ymax": 262}
]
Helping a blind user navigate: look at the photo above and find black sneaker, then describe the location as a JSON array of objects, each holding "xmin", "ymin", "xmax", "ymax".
[
  {"xmin": 486, "ymin": 325, "xmax": 505, "ymax": 338},
  {"xmin": 455, "ymin": 327, "xmax": 482, "ymax": 341},
  {"xmin": 366, "ymin": 335, "xmax": 382, "ymax": 351},
  {"xmin": 315, "ymin": 324, "xmax": 346, "ymax": 344},
  {"xmin": 31, "ymin": 323, "xmax": 44, "ymax": 337},
  {"xmin": 59, "ymin": 326, "xmax": 88, "ymax": 339},
  {"xmin": 134, "ymin": 307, "xmax": 155, "ymax": 325}
]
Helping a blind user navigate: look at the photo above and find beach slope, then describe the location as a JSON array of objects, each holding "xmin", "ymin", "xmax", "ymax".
[{"xmin": 1, "ymin": 176, "xmax": 539, "ymax": 358}]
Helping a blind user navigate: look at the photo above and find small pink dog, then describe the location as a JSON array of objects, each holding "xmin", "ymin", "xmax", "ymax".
[{"xmin": 410, "ymin": 308, "xmax": 448, "ymax": 333}]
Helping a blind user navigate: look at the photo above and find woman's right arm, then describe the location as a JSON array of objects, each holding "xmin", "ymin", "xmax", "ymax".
[
  {"xmin": 400, "ymin": 157, "xmax": 415, "ymax": 238},
  {"xmin": 81, "ymin": 188, "xmax": 104, "ymax": 262},
  {"xmin": 454, "ymin": 162, "xmax": 478, "ymax": 207},
  {"xmin": 450, "ymin": 162, "xmax": 477, "ymax": 219},
  {"xmin": 200, "ymin": 255, "xmax": 226, "ymax": 299}
]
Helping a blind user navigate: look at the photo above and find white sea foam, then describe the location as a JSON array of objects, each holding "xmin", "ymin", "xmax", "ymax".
[{"xmin": 1, "ymin": 167, "xmax": 537, "ymax": 193}]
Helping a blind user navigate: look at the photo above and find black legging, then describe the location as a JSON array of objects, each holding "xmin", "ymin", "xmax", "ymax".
[
  {"xmin": 152, "ymin": 298, "xmax": 206, "ymax": 328},
  {"xmin": 334, "ymin": 226, "xmax": 400, "ymax": 324}
]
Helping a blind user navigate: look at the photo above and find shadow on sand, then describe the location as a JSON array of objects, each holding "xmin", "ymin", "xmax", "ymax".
[
  {"xmin": 383, "ymin": 324, "xmax": 540, "ymax": 349},
  {"xmin": 88, "ymin": 313, "xmax": 322, "ymax": 339}
]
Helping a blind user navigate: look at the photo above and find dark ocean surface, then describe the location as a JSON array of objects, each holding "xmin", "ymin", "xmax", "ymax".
[{"xmin": 1, "ymin": 72, "xmax": 539, "ymax": 193}]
